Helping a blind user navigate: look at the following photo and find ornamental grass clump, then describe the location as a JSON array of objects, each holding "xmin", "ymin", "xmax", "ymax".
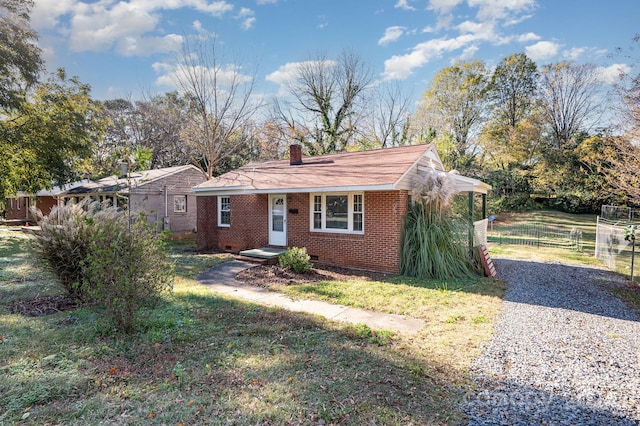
[
  {"xmin": 32, "ymin": 199, "xmax": 174, "ymax": 333},
  {"xmin": 31, "ymin": 199, "xmax": 96, "ymax": 301},
  {"xmin": 400, "ymin": 170, "xmax": 476, "ymax": 279}
]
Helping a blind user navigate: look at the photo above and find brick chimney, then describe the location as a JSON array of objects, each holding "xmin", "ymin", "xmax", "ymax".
[{"xmin": 290, "ymin": 144, "xmax": 303, "ymax": 165}]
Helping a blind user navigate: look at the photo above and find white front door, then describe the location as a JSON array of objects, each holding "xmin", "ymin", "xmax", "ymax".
[{"xmin": 269, "ymin": 194, "xmax": 287, "ymax": 246}]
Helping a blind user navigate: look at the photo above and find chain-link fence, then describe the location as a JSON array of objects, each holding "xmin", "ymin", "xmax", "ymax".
[
  {"xmin": 600, "ymin": 205, "xmax": 640, "ymax": 221},
  {"xmin": 487, "ymin": 221, "xmax": 583, "ymax": 250},
  {"xmin": 595, "ymin": 217, "xmax": 638, "ymax": 275}
]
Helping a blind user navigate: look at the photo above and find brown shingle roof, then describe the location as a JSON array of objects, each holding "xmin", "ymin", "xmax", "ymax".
[{"xmin": 193, "ymin": 144, "xmax": 441, "ymax": 195}]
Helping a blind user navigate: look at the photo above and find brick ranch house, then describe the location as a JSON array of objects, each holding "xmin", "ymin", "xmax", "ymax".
[
  {"xmin": 4, "ymin": 180, "xmax": 90, "ymax": 224},
  {"xmin": 193, "ymin": 144, "xmax": 491, "ymax": 274},
  {"xmin": 60, "ymin": 165, "xmax": 206, "ymax": 235}
]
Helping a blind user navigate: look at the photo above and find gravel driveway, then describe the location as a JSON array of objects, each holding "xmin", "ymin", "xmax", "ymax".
[{"xmin": 461, "ymin": 258, "xmax": 640, "ymax": 425}]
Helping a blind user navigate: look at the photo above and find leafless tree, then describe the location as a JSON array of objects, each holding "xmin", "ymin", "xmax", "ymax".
[
  {"xmin": 367, "ymin": 81, "xmax": 414, "ymax": 148},
  {"xmin": 538, "ymin": 61, "xmax": 603, "ymax": 149},
  {"xmin": 170, "ymin": 34, "xmax": 261, "ymax": 179},
  {"xmin": 273, "ymin": 50, "xmax": 372, "ymax": 155}
]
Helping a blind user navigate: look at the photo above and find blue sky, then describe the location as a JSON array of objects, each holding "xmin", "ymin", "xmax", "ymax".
[{"xmin": 31, "ymin": 0, "xmax": 639, "ymax": 104}]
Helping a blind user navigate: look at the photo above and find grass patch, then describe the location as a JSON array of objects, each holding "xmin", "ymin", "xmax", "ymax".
[
  {"xmin": 0, "ymin": 232, "xmax": 504, "ymax": 425},
  {"xmin": 487, "ymin": 210, "xmax": 640, "ymax": 318},
  {"xmin": 487, "ymin": 210, "xmax": 600, "ymax": 267},
  {"xmin": 611, "ymin": 285, "xmax": 640, "ymax": 316}
]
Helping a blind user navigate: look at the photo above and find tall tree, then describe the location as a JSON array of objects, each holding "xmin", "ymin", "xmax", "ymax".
[
  {"xmin": 274, "ymin": 50, "xmax": 372, "ymax": 155},
  {"xmin": 366, "ymin": 81, "xmax": 413, "ymax": 148},
  {"xmin": 577, "ymin": 135, "xmax": 639, "ymax": 207},
  {"xmin": 0, "ymin": 0, "xmax": 43, "ymax": 111},
  {"xmin": 488, "ymin": 53, "xmax": 538, "ymax": 128},
  {"xmin": 169, "ymin": 35, "xmax": 260, "ymax": 179},
  {"xmin": 0, "ymin": 69, "xmax": 107, "ymax": 198},
  {"xmin": 134, "ymin": 92, "xmax": 192, "ymax": 169},
  {"xmin": 538, "ymin": 61, "xmax": 602, "ymax": 149},
  {"xmin": 94, "ymin": 98, "xmax": 137, "ymax": 176},
  {"xmin": 416, "ymin": 59, "xmax": 489, "ymax": 169}
]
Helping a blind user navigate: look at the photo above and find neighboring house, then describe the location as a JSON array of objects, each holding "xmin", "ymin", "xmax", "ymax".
[
  {"xmin": 193, "ymin": 144, "xmax": 491, "ymax": 274},
  {"xmin": 4, "ymin": 180, "xmax": 90, "ymax": 223},
  {"xmin": 60, "ymin": 165, "xmax": 206, "ymax": 234}
]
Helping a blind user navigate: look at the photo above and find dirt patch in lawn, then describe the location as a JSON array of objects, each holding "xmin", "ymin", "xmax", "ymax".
[
  {"xmin": 8, "ymin": 295, "xmax": 78, "ymax": 316},
  {"xmin": 236, "ymin": 264, "xmax": 390, "ymax": 287}
]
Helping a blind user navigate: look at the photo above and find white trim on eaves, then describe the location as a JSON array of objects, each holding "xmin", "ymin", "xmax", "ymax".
[{"xmin": 191, "ymin": 183, "xmax": 397, "ymax": 197}]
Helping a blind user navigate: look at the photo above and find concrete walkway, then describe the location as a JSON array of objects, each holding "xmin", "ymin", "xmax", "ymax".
[{"xmin": 197, "ymin": 260, "xmax": 426, "ymax": 334}]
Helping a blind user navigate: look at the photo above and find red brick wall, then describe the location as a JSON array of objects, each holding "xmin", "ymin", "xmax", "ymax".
[
  {"xmin": 287, "ymin": 191, "xmax": 408, "ymax": 274},
  {"xmin": 4, "ymin": 196, "xmax": 55, "ymax": 222},
  {"xmin": 197, "ymin": 194, "xmax": 269, "ymax": 252},
  {"xmin": 197, "ymin": 190, "xmax": 408, "ymax": 274},
  {"xmin": 36, "ymin": 197, "xmax": 57, "ymax": 217}
]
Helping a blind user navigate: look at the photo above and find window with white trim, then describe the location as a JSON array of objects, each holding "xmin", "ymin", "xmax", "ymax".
[
  {"xmin": 218, "ymin": 196, "xmax": 230, "ymax": 227},
  {"xmin": 174, "ymin": 195, "xmax": 187, "ymax": 213},
  {"xmin": 310, "ymin": 192, "xmax": 364, "ymax": 233}
]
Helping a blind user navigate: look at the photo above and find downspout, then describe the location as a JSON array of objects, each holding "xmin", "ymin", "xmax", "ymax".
[
  {"xmin": 164, "ymin": 185, "xmax": 168, "ymax": 217},
  {"xmin": 482, "ymin": 193, "xmax": 487, "ymax": 219},
  {"xmin": 468, "ymin": 191, "xmax": 474, "ymax": 254},
  {"xmin": 164, "ymin": 185, "xmax": 168, "ymax": 231}
]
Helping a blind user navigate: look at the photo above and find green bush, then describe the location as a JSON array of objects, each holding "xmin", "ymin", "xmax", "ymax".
[
  {"xmin": 279, "ymin": 247, "xmax": 312, "ymax": 274},
  {"xmin": 33, "ymin": 200, "xmax": 174, "ymax": 333}
]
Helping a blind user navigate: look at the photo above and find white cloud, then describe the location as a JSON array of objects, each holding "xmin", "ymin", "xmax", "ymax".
[
  {"xmin": 459, "ymin": 45, "xmax": 479, "ymax": 60},
  {"xmin": 395, "ymin": 0, "xmax": 416, "ymax": 11},
  {"xmin": 517, "ymin": 32, "xmax": 540, "ymax": 43},
  {"xmin": 381, "ymin": 0, "xmax": 541, "ymax": 80},
  {"xmin": 563, "ymin": 47, "xmax": 586, "ymax": 61},
  {"xmin": 428, "ymin": 0, "xmax": 463, "ymax": 14},
  {"xmin": 467, "ymin": 0, "xmax": 536, "ymax": 21},
  {"xmin": 456, "ymin": 20, "xmax": 503, "ymax": 42},
  {"xmin": 378, "ymin": 26, "xmax": 406, "ymax": 46},
  {"xmin": 597, "ymin": 63, "xmax": 631, "ymax": 84},
  {"xmin": 238, "ymin": 7, "xmax": 253, "ymax": 17},
  {"xmin": 154, "ymin": 62, "xmax": 252, "ymax": 90},
  {"xmin": 265, "ymin": 60, "xmax": 338, "ymax": 96},
  {"xmin": 525, "ymin": 40, "xmax": 560, "ymax": 61},
  {"xmin": 256, "ymin": 0, "xmax": 277, "ymax": 4},
  {"xmin": 237, "ymin": 7, "xmax": 255, "ymax": 30},
  {"xmin": 116, "ymin": 34, "xmax": 183, "ymax": 57},
  {"xmin": 32, "ymin": 0, "xmax": 77, "ymax": 29},
  {"xmin": 266, "ymin": 60, "xmax": 336, "ymax": 85},
  {"xmin": 69, "ymin": 2, "xmax": 160, "ymax": 52},
  {"xmin": 242, "ymin": 17, "xmax": 256, "ymax": 30},
  {"xmin": 265, "ymin": 62, "xmax": 300, "ymax": 86},
  {"xmin": 33, "ymin": 0, "xmax": 234, "ymax": 56},
  {"xmin": 382, "ymin": 34, "xmax": 477, "ymax": 80}
]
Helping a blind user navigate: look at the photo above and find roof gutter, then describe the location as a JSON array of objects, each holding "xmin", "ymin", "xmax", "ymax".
[{"xmin": 191, "ymin": 183, "xmax": 398, "ymax": 196}]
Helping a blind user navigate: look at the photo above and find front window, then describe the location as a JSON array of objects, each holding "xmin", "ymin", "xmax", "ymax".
[
  {"xmin": 174, "ymin": 195, "xmax": 187, "ymax": 213},
  {"xmin": 218, "ymin": 196, "xmax": 230, "ymax": 227},
  {"xmin": 310, "ymin": 193, "xmax": 364, "ymax": 234}
]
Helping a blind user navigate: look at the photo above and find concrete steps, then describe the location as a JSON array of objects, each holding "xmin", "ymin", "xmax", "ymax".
[{"xmin": 237, "ymin": 247, "xmax": 286, "ymax": 265}]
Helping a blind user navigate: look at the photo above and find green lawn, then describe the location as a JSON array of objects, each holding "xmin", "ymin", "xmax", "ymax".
[
  {"xmin": 487, "ymin": 210, "xmax": 601, "ymax": 267},
  {"xmin": 0, "ymin": 231, "xmax": 504, "ymax": 425},
  {"xmin": 3, "ymin": 210, "xmax": 634, "ymax": 425}
]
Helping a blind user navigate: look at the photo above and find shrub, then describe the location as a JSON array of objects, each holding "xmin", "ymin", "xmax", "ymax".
[
  {"xmin": 33, "ymin": 200, "xmax": 174, "ymax": 333},
  {"xmin": 31, "ymin": 200, "xmax": 96, "ymax": 301},
  {"xmin": 80, "ymin": 213, "xmax": 174, "ymax": 333},
  {"xmin": 279, "ymin": 247, "xmax": 312, "ymax": 274}
]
